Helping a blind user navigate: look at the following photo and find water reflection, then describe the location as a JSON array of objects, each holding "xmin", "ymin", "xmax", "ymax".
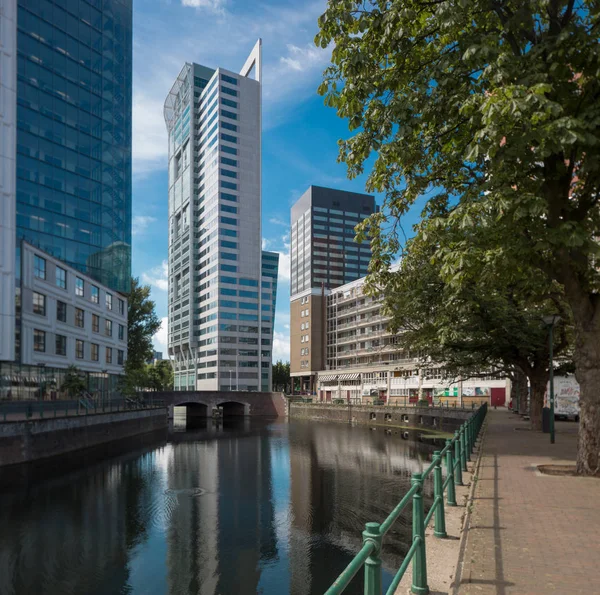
[{"xmin": 0, "ymin": 419, "xmax": 436, "ymax": 595}]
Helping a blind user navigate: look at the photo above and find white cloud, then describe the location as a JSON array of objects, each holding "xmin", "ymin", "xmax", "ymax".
[
  {"xmin": 153, "ymin": 317, "xmax": 169, "ymax": 356},
  {"xmin": 269, "ymin": 216, "xmax": 289, "ymax": 227},
  {"xmin": 280, "ymin": 43, "xmax": 327, "ymax": 73},
  {"xmin": 181, "ymin": 0, "xmax": 226, "ymax": 12},
  {"xmin": 132, "ymin": 215, "xmax": 157, "ymax": 236},
  {"xmin": 262, "ymin": 238, "xmax": 271, "ymax": 250},
  {"xmin": 272, "ymin": 330, "xmax": 289, "ymax": 362},
  {"xmin": 141, "ymin": 260, "xmax": 169, "ymax": 292}
]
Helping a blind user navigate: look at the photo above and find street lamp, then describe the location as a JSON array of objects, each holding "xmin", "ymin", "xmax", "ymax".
[{"xmin": 542, "ymin": 315, "xmax": 561, "ymax": 444}]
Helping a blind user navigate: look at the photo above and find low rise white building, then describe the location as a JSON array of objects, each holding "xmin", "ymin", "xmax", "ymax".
[
  {"xmin": 317, "ymin": 272, "xmax": 509, "ymax": 405},
  {"xmin": 0, "ymin": 243, "xmax": 127, "ymax": 400}
]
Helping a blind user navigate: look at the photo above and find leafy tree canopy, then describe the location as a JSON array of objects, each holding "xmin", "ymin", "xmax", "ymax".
[
  {"xmin": 126, "ymin": 278, "xmax": 161, "ymax": 371},
  {"xmin": 316, "ymin": 0, "xmax": 600, "ymax": 474}
]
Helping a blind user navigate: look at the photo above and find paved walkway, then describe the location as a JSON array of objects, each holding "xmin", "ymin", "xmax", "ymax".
[{"xmin": 457, "ymin": 409, "xmax": 600, "ymax": 594}]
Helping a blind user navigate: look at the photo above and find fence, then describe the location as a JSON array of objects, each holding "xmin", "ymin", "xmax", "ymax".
[
  {"xmin": 0, "ymin": 395, "xmax": 166, "ymax": 421},
  {"xmin": 325, "ymin": 402, "xmax": 487, "ymax": 595}
]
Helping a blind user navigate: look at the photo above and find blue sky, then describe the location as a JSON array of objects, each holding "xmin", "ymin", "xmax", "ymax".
[{"xmin": 130, "ymin": 0, "xmax": 419, "ymax": 361}]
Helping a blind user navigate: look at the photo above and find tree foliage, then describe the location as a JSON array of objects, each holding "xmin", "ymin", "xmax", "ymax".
[
  {"xmin": 61, "ymin": 365, "xmax": 87, "ymax": 397},
  {"xmin": 378, "ymin": 221, "xmax": 572, "ymax": 428},
  {"xmin": 272, "ymin": 360, "xmax": 291, "ymax": 393},
  {"xmin": 126, "ymin": 278, "xmax": 162, "ymax": 371},
  {"xmin": 147, "ymin": 360, "xmax": 174, "ymax": 391},
  {"xmin": 317, "ymin": 0, "xmax": 600, "ymax": 474}
]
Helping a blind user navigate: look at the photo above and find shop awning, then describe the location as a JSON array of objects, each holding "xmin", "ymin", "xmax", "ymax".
[
  {"xmin": 318, "ymin": 374, "xmax": 338, "ymax": 381},
  {"xmin": 338, "ymin": 373, "xmax": 360, "ymax": 381}
]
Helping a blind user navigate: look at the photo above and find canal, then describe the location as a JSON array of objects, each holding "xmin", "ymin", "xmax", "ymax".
[{"xmin": 0, "ymin": 418, "xmax": 438, "ymax": 595}]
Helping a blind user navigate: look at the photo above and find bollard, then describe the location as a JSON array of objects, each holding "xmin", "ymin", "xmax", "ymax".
[
  {"xmin": 363, "ymin": 522, "xmax": 382, "ymax": 595},
  {"xmin": 460, "ymin": 426, "xmax": 468, "ymax": 473},
  {"xmin": 454, "ymin": 431, "xmax": 463, "ymax": 485},
  {"xmin": 445, "ymin": 439, "xmax": 457, "ymax": 505},
  {"xmin": 433, "ymin": 451, "xmax": 447, "ymax": 538},
  {"xmin": 411, "ymin": 473, "xmax": 429, "ymax": 595}
]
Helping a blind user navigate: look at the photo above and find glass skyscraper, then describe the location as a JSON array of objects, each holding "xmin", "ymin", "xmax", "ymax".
[
  {"xmin": 15, "ymin": 0, "xmax": 132, "ymax": 293},
  {"xmin": 0, "ymin": 0, "xmax": 132, "ymax": 396}
]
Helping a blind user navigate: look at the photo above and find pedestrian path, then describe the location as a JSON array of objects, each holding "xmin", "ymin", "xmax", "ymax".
[{"xmin": 456, "ymin": 409, "xmax": 600, "ymax": 594}]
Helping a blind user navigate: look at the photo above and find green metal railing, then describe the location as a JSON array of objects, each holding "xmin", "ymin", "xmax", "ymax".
[{"xmin": 325, "ymin": 402, "xmax": 487, "ymax": 595}]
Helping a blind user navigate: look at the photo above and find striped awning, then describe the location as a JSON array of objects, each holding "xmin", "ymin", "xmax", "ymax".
[
  {"xmin": 318, "ymin": 374, "xmax": 338, "ymax": 381},
  {"xmin": 338, "ymin": 373, "xmax": 360, "ymax": 381}
]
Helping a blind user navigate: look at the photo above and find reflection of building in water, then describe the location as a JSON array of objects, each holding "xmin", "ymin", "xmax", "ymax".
[
  {"xmin": 215, "ymin": 432, "xmax": 277, "ymax": 594},
  {"xmin": 288, "ymin": 422, "xmax": 435, "ymax": 594},
  {"xmin": 0, "ymin": 450, "xmax": 160, "ymax": 595},
  {"xmin": 163, "ymin": 430, "xmax": 276, "ymax": 595},
  {"xmin": 165, "ymin": 441, "xmax": 220, "ymax": 595}
]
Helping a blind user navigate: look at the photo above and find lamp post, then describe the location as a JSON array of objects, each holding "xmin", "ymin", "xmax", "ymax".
[{"xmin": 542, "ymin": 315, "xmax": 560, "ymax": 444}]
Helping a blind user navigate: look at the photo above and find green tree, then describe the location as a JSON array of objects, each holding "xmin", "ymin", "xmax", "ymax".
[
  {"xmin": 379, "ymin": 223, "xmax": 572, "ymax": 429},
  {"xmin": 316, "ymin": 1, "xmax": 600, "ymax": 474},
  {"xmin": 61, "ymin": 365, "xmax": 87, "ymax": 398},
  {"xmin": 126, "ymin": 278, "xmax": 161, "ymax": 371},
  {"xmin": 147, "ymin": 360, "xmax": 174, "ymax": 391},
  {"xmin": 272, "ymin": 360, "xmax": 291, "ymax": 393}
]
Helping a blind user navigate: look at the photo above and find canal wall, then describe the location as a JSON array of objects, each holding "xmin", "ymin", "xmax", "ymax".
[
  {"xmin": 289, "ymin": 403, "xmax": 472, "ymax": 433},
  {"xmin": 0, "ymin": 408, "xmax": 168, "ymax": 467}
]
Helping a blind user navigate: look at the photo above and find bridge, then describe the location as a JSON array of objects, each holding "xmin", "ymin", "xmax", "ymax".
[{"xmin": 141, "ymin": 390, "xmax": 286, "ymax": 419}]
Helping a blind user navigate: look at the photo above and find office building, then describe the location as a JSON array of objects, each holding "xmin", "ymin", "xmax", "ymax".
[
  {"xmin": 316, "ymin": 271, "xmax": 509, "ymax": 405},
  {"xmin": 0, "ymin": 0, "xmax": 17, "ymax": 364},
  {"xmin": 165, "ymin": 40, "xmax": 276, "ymax": 392},
  {"xmin": 290, "ymin": 186, "xmax": 376, "ymax": 392},
  {"xmin": 0, "ymin": 0, "xmax": 132, "ymax": 396}
]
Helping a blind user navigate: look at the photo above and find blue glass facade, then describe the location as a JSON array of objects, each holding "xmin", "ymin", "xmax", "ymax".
[{"xmin": 15, "ymin": 0, "xmax": 132, "ymax": 294}]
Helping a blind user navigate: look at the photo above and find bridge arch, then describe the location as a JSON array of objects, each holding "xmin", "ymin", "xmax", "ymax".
[
  {"xmin": 217, "ymin": 400, "xmax": 249, "ymax": 418},
  {"xmin": 173, "ymin": 401, "xmax": 209, "ymax": 419}
]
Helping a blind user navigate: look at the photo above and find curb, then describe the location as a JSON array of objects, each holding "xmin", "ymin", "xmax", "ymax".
[{"xmin": 450, "ymin": 416, "xmax": 489, "ymax": 594}]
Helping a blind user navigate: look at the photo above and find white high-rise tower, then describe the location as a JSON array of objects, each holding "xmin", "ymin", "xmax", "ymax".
[{"xmin": 164, "ymin": 40, "xmax": 276, "ymax": 392}]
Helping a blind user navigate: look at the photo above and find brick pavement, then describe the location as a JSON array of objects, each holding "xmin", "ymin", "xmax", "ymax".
[{"xmin": 456, "ymin": 409, "xmax": 600, "ymax": 595}]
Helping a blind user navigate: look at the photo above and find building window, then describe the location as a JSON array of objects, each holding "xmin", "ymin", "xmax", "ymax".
[
  {"xmin": 91, "ymin": 285, "xmax": 99, "ymax": 303},
  {"xmin": 56, "ymin": 266, "xmax": 67, "ymax": 289},
  {"xmin": 92, "ymin": 314, "xmax": 100, "ymax": 333},
  {"xmin": 106, "ymin": 347, "xmax": 113, "ymax": 364},
  {"xmin": 33, "ymin": 329, "xmax": 45, "ymax": 352},
  {"xmin": 76, "ymin": 277, "xmax": 84, "ymax": 296},
  {"xmin": 105, "ymin": 319, "xmax": 113, "ymax": 337},
  {"xmin": 57, "ymin": 301, "xmax": 67, "ymax": 322},
  {"xmin": 106, "ymin": 293, "xmax": 113, "ymax": 310},
  {"xmin": 34, "ymin": 255, "xmax": 46, "ymax": 280},
  {"xmin": 117, "ymin": 349, "xmax": 124, "ymax": 365},
  {"xmin": 55, "ymin": 334, "xmax": 67, "ymax": 356},
  {"xmin": 76, "ymin": 339, "xmax": 84, "ymax": 359},
  {"xmin": 119, "ymin": 324, "xmax": 125, "ymax": 341},
  {"xmin": 75, "ymin": 308, "xmax": 84, "ymax": 328},
  {"xmin": 118, "ymin": 298, "xmax": 125, "ymax": 315},
  {"xmin": 91, "ymin": 343, "xmax": 99, "ymax": 361},
  {"xmin": 32, "ymin": 292, "xmax": 46, "ymax": 316}
]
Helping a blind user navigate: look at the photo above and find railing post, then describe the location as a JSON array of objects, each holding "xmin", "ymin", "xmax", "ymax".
[
  {"xmin": 445, "ymin": 439, "xmax": 456, "ymax": 506},
  {"xmin": 464, "ymin": 422, "xmax": 471, "ymax": 462},
  {"xmin": 411, "ymin": 473, "xmax": 429, "ymax": 595},
  {"xmin": 460, "ymin": 426, "xmax": 468, "ymax": 472},
  {"xmin": 362, "ymin": 521, "xmax": 382, "ymax": 595},
  {"xmin": 454, "ymin": 431, "xmax": 463, "ymax": 486},
  {"xmin": 433, "ymin": 451, "xmax": 447, "ymax": 538}
]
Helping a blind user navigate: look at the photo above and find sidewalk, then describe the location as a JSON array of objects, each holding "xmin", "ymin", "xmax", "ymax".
[{"xmin": 456, "ymin": 409, "xmax": 600, "ymax": 594}]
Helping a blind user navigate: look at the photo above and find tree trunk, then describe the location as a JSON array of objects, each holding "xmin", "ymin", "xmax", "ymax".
[
  {"xmin": 574, "ymin": 330, "xmax": 600, "ymax": 476},
  {"xmin": 529, "ymin": 374, "xmax": 547, "ymax": 432}
]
